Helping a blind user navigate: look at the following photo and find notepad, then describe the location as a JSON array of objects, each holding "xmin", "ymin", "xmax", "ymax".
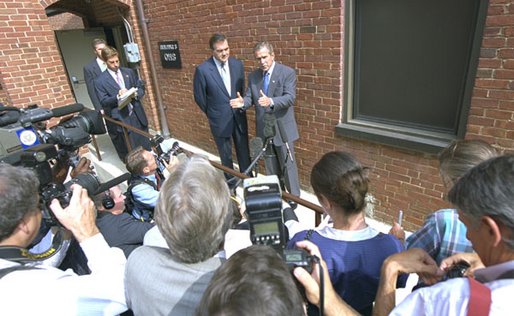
[{"xmin": 118, "ymin": 87, "xmax": 138, "ymax": 109}]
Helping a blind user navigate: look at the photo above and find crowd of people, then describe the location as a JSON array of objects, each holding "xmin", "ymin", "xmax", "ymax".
[{"xmin": 0, "ymin": 33, "xmax": 513, "ymax": 316}]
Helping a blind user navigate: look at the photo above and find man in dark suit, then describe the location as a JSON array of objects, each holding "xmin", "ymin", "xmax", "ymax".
[
  {"xmin": 94, "ymin": 46, "xmax": 151, "ymax": 161},
  {"xmin": 83, "ymin": 38, "xmax": 107, "ymax": 111},
  {"xmin": 193, "ymin": 33, "xmax": 251, "ymax": 178},
  {"xmin": 231, "ymin": 41, "xmax": 301, "ymax": 197}
]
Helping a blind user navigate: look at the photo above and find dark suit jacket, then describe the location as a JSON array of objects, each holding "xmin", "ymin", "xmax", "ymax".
[
  {"xmin": 83, "ymin": 58, "xmax": 103, "ymax": 111},
  {"xmin": 94, "ymin": 67, "xmax": 148, "ymax": 127},
  {"xmin": 96, "ymin": 211, "xmax": 154, "ymax": 258},
  {"xmin": 243, "ymin": 62, "xmax": 299, "ymax": 146},
  {"xmin": 193, "ymin": 56, "xmax": 248, "ymax": 138}
]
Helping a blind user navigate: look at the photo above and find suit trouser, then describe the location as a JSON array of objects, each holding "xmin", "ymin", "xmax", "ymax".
[
  {"xmin": 126, "ymin": 113, "xmax": 151, "ymax": 151},
  {"xmin": 105, "ymin": 120, "xmax": 129, "ymax": 161},
  {"xmin": 213, "ymin": 125, "xmax": 251, "ymax": 177},
  {"xmin": 105, "ymin": 114, "xmax": 151, "ymax": 162},
  {"xmin": 264, "ymin": 140, "xmax": 300, "ymax": 197}
]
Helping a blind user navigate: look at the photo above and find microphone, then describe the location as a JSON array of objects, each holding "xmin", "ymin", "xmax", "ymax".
[
  {"xmin": 93, "ymin": 173, "xmax": 131, "ymax": 195},
  {"xmin": 276, "ymin": 120, "xmax": 293, "ymax": 162},
  {"xmin": 249, "ymin": 137, "xmax": 264, "ymax": 160},
  {"xmin": 0, "ymin": 111, "xmax": 21, "ymax": 127},
  {"xmin": 263, "ymin": 113, "xmax": 276, "ymax": 139},
  {"xmin": 19, "ymin": 103, "xmax": 84, "ymax": 126},
  {"xmin": 51, "ymin": 103, "xmax": 84, "ymax": 117}
]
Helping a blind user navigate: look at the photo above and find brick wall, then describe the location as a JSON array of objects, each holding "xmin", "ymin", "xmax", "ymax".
[
  {"xmin": 0, "ymin": 0, "xmax": 75, "ymax": 109},
  {"xmin": 141, "ymin": 0, "xmax": 514, "ymax": 230},
  {"xmin": 469, "ymin": 1, "xmax": 514, "ymax": 149},
  {"xmin": 1, "ymin": 0, "xmax": 512, "ymax": 230},
  {"xmin": 47, "ymin": 12, "xmax": 84, "ymax": 30}
]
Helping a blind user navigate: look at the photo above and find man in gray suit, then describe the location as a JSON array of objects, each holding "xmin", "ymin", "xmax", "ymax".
[
  {"xmin": 83, "ymin": 38, "xmax": 107, "ymax": 111},
  {"xmin": 231, "ymin": 41, "xmax": 301, "ymax": 198},
  {"xmin": 125, "ymin": 155, "xmax": 231, "ymax": 315}
]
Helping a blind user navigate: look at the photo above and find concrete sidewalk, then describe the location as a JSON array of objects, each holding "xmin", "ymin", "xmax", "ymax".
[{"xmin": 85, "ymin": 133, "xmax": 401, "ymax": 235}]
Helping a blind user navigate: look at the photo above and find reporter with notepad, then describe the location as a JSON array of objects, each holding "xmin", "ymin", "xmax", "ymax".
[{"xmin": 94, "ymin": 46, "xmax": 151, "ymax": 162}]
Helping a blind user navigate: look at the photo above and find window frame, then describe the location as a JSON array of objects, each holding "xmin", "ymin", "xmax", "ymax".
[{"xmin": 337, "ymin": 0, "xmax": 490, "ymax": 153}]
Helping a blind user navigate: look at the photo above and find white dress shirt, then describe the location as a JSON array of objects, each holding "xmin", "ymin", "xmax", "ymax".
[
  {"xmin": 0, "ymin": 234, "xmax": 127, "ymax": 316},
  {"xmin": 391, "ymin": 260, "xmax": 514, "ymax": 315}
]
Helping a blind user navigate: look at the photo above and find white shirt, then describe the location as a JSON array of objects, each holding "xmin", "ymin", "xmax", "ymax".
[
  {"xmin": 0, "ymin": 234, "xmax": 127, "ymax": 316},
  {"xmin": 96, "ymin": 57, "xmax": 107, "ymax": 72},
  {"xmin": 391, "ymin": 260, "xmax": 514, "ymax": 316},
  {"xmin": 108, "ymin": 68, "xmax": 125, "ymax": 89}
]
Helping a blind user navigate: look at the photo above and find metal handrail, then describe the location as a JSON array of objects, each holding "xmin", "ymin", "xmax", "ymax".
[{"xmin": 92, "ymin": 115, "xmax": 324, "ymax": 223}]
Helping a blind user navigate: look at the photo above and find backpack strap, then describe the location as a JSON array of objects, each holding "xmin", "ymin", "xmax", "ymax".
[
  {"xmin": 128, "ymin": 177, "xmax": 157, "ymax": 192},
  {"xmin": 467, "ymin": 277, "xmax": 491, "ymax": 316}
]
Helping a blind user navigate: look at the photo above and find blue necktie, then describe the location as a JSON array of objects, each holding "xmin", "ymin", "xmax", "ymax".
[{"xmin": 263, "ymin": 71, "xmax": 270, "ymax": 95}]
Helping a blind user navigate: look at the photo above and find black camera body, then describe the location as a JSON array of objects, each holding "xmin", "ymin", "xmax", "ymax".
[
  {"xmin": 0, "ymin": 103, "xmax": 107, "ymax": 226},
  {"xmin": 151, "ymin": 134, "xmax": 182, "ymax": 165},
  {"xmin": 244, "ymin": 176, "xmax": 313, "ymax": 273}
]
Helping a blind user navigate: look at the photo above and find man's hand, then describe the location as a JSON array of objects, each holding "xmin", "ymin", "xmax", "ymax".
[
  {"xmin": 373, "ymin": 248, "xmax": 443, "ymax": 316},
  {"xmin": 384, "ymin": 248, "xmax": 443, "ymax": 284},
  {"xmin": 230, "ymin": 92, "xmax": 244, "ymax": 108},
  {"xmin": 440, "ymin": 252, "xmax": 484, "ymax": 278},
  {"xmin": 389, "ymin": 221, "xmax": 405, "ymax": 243},
  {"xmin": 293, "ymin": 240, "xmax": 359, "ymax": 316},
  {"xmin": 70, "ymin": 157, "xmax": 92, "ymax": 178},
  {"xmin": 258, "ymin": 90, "xmax": 271, "ymax": 107},
  {"xmin": 164, "ymin": 155, "xmax": 180, "ymax": 173},
  {"xmin": 118, "ymin": 88, "xmax": 128, "ymax": 97},
  {"xmin": 50, "ymin": 184, "xmax": 100, "ymax": 243}
]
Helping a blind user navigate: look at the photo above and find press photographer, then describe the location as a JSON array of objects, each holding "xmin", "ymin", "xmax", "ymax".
[
  {"xmin": 0, "ymin": 163, "xmax": 127, "ymax": 315},
  {"xmin": 0, "ymin": 102, "xmax": 107, "ymax": 241},
  {"xmin": 125, "ymin": 137, "xmax": 182, "ymax": 222}
]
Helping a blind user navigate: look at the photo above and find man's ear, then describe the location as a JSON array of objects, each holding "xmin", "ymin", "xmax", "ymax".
[
  {"xmin": 17, "ymin": 216, "xmax": 32, "ymax": 235},
  {"xmin": 482, "ymin": 216, "xmax": 502, "ymax": 247}
]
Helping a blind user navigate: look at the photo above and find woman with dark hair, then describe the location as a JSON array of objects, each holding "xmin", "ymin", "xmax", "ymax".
[{"xmin": 287, "ymin": 151, "xmax": 404, "ymax": 316}]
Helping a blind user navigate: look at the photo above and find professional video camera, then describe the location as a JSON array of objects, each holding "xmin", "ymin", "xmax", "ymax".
[
  {"xmin": 0, "ymin": 103, "xmax": 106, "ymax": 167},
  {"xmin": 243, "ymin": 175, "xmax": 313, "ymax": 272},
  {"xmin": 0, "ymin": 102, "xmax": 107, "ymax": 226}
]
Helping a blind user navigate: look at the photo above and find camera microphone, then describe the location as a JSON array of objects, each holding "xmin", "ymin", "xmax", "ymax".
[
  {"xmin": 0, "ymin": 110, "xmax": 21, "ymax": 127},
  {"xmin": 250, "ymin": 137, "xmax": 264, "ymax": 160},
  {"xmin": 263, "ymin": 113, "xmax": 276, "ymax": 140},
  {"xmin": 19, "ymin": 103, "xmax": 85, "ymax": 126},
  {"xmin": 94, "ymin": 173, "xmax": 131, "ymax": 195},
  {"xmin": 276, "ymin": 120, "xmax": 293, "ymax": 162}
]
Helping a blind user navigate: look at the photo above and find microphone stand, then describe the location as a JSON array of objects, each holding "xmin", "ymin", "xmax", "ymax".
[{"xmin": 230, "ymin": 137, "xmax": 273, "ymax": 190}]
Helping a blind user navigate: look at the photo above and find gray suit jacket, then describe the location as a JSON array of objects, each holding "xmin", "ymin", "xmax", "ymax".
[
  {"xmin": 243, "ymin": 62, "xmax": 299, "ymax": 146},
  {"xmin": 83, "ymin": 58, "xmax": 103, "ymax": 111},
  {"xmin": 125, "ymin": 246, "xmax": 224, "ymax": 315}
]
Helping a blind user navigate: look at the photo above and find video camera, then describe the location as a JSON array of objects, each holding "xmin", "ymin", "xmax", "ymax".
[
  {"xmin": 243, "ymin": 175, "xmax": 313, "ymax": 272},
  {"xmin": 0, "ymin": 102, "xmax": 107, "ymax": 226}
]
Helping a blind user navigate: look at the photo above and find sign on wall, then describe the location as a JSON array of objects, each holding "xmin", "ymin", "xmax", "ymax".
[{"xmin": 159, "ymin": 41, "xmax": 182, "ymax": 69}]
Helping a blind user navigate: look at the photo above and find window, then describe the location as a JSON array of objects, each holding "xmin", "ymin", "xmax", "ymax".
[{"xmin": 338, "ymin": 0, "xmax": 489, "ymax": 153}]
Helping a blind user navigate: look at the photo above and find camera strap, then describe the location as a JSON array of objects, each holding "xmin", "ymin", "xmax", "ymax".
[
  {"xmin": 0, "ymin": 265, "xmax": 39, "ymax": 279},
  {"xmin": 0, "ymin": 228, "xmax": 64, "ymax": 264},
  {"xmin": 467, "ymin": 269, "xmax": 514, "ymax": 316}
]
